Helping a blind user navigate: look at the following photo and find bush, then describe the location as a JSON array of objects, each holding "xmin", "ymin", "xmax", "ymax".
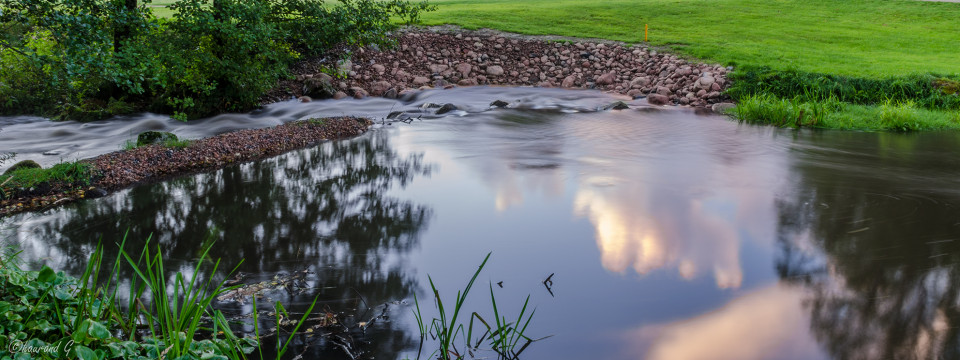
[{"xmin": 0, "ymin": 0, "xmax": 435, "ymax": 120}]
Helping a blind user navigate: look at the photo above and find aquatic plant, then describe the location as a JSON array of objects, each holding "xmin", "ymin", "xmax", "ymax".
[
  {"xmin": 0, "ymin": 233, "xmax": 268, "ymax": 359},
  {"xmin": 413, "ymin": 253, "xmax": 542, "ymax": 360},
  {"xmin": 120, "ymin": 233, "xmax": 248, "ymax": 358}
]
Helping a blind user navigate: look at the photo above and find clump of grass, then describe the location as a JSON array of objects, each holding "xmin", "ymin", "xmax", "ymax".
[
  {"xmin": 121, "ymin": 233, "xmax": 249, "ymax": 359},
  {"xmin": 163, "ymin": 137, "xmax": 193, "ymax": 149},
  {"xmin": 484, "ymin": 285, "xmax": 537, "ymax": 359},
  {"xmin": 731, "ymin": 94, "xmax": 960, "ymax": 132},
  {"xmin": 731, "ymin": 94, "xmax": 838, "ymax": 128},
  {"xmin": 0, "ymin": 233, "xmax": 259, "ymax": 359},
  {"xmin": 413, "ymin": 253, "xmax": 543, "ymax": 360},
  {"xmin": 123, "ymin": 136, "xmax": 193, "ymax": 150},
  {"xmin": 1, "ymin": 161, "xmax": 93, "ymax": 188},
  {"xmin": 0, "ymin": 161, "xmax": 95, "ymax": 200},
  {"xmin": 878, "ymin": 99, "xmax": 923, "ymax": 132},
  {"xmin": 123, "ymin": 139, "xmax": 138, "ymax": 150},
  {"xmin": 727, "ymin": 66, "xmax": 960, "ymax": 111}
]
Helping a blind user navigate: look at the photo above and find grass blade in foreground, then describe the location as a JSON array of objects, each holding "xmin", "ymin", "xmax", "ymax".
[{"xmin": 412, "ymin": 252, "xmax": 545, "ymax": 359}]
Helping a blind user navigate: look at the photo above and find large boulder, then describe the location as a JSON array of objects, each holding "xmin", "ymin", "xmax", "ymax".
[
  {"xmin": 697, "ymin": 75, "xmax": 716, "ymax": 90},
  {"xmin": 486, "ymin": 65, "xmax": 504, "ymax": 76},
  {"xmin": 712, "ymin": 102, "xmax": 736, "ymax": 114},
  {"xmin": 646, "ymin": 94, "xmax": 670, "ymax": 106},
  {"xmin": 349, "ymin": 87, "xmax": 369, "ymax": 99},
  {"xmin": 3, "ymin": 160, "xmax": 41, "ymax": 175},
  {"xmin": 456, "ymin": 63, "xmax": 473, "ymax": 77},
  {"xmin": 596, "ymin": 71, "xmax": 617, "ymax": 85},
  {"xmin": 630, "ymin": 76, "xmax": 650, "ymax": 88},
  {"xmin": 303, "ymin": 74, "xmax": 337, "ymax": 99},
  {"xmin": 412, "ymin": 76, "xmax": 431, "ymax": 86},
  {"xmin": 458, "ymin": 78, "xmax": 479, "ymax": 86},
  {"xmin": 370, "ymin": 81, "xmax": 393, "ymax": 96}
]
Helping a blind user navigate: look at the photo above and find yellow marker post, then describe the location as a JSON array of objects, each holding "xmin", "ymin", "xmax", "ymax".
[{"xmin": 645, "ymin": 24, "xmax": 648, "ymax": 42}]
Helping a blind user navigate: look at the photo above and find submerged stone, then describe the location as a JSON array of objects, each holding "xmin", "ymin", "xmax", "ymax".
[
  {"xmin": 603, "ymin": 101, "xmax": 630, "ymax": 110},
  {"xmin": 436, "ymin": 103, "xmax": 459, "ymax": 115}
]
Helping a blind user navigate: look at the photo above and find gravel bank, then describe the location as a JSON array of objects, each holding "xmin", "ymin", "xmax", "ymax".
[{"xmin": 0, "ymin": 117, "xmax": 372, "ymax": 217}]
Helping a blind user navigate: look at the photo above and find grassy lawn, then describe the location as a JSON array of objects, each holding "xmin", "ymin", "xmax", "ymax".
[
  {"xmin": 143, "ymin": 0, "xmax": 960, "ymax": 131},
  {"xmin": 418, "ymin": 0, "xmax": 960, "ymax": 78},
  {"xmin": 147, "ymin": 0, "xmax": 960, "ymax": 78}
]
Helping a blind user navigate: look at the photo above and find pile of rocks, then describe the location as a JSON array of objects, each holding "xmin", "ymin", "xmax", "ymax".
[{"xmin": 278, "ymin": 30, "xmax": 730, "ymax": 107}]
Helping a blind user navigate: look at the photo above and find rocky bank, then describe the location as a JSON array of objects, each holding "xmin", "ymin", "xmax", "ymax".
[{"xmin": 268, "ymin": 28, "xmax": 731, "ymax": 107}]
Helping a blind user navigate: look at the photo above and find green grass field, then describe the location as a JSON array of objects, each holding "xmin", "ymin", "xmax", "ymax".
[
  {"xmin": 144, "ymin": 0, "xmax": 960, "ymax": 130},
  {"xmin": 418, "ymin": 0, "xmax": 960, "ymax": 78},
  {"xmin": 148, "ymin": 0, "xmax": 960, "ymax": 77}
]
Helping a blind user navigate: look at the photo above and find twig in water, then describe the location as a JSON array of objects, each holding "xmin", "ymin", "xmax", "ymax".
[{"xmin": 543, "ymin": 273, "xmax": 555, "ymax": 297}]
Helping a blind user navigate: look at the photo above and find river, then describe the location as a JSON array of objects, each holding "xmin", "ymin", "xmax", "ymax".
[{"xmin": 3, "ymin": 87, "xmax": 960, "ymax": 360}]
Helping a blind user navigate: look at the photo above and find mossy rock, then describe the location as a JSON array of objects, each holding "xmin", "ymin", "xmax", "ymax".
[
  {"xmin": 137, "ymin": 131, "xmax": 178, "ymax": 147},
  {"xmin": 934, "ymin": 78, "xmax": 960, "ymax": 95},
  {"xmin": 3, "ymin": 160, "xmax": 41, "ymax": 175}
]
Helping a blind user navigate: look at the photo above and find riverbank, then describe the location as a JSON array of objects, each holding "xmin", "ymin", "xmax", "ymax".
[
  {"xmin": 264, "ymin": 28, "xmax": 732, "ymax": 108},
  {"xmin": 0, "ymin": 117, "xmax": 372, "ymax": 217},
  {"xmin": 262, "ymin": 27, "xmax": 960, "ymax": 131}
]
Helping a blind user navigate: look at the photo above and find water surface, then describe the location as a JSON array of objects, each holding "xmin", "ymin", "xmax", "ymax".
[{"xmin": 3, "ymin": 87, "xmax": 960, "ymax": 360}]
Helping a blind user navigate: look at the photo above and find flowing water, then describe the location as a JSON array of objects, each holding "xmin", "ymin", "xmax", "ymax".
[{"xmin": 3, "ymin": 87, "xmax": 960, "ymax": 360}]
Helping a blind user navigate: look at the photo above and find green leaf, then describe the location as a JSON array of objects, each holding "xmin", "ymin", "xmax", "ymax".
[
  {"xmin": 73, "ymin": 345, "xmax": 98, "ymax": 360},
  {"xmin": 86, "ymin": 320, "xmax": 110, "ymax": 340},
  {"xmin": 54, "ymin": 288, "xmax": 73, "ymax": 300},
  {"xmin": 5, "ymin": 311, "xmax": 23, "ymax": 322},
  {"xmin": 37, "ymin": 266, "xmax": 56, "ymax": 283}
]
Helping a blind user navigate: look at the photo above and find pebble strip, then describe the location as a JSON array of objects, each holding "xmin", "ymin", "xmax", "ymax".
[{"xmin": 0, "ymin": 117, "xmax": 372, "ymax": 217}]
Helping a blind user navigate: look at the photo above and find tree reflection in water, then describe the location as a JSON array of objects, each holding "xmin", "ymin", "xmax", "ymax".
[
  {"xmin": 775, "ymin": 133, "xmax": 960, "ymax": 360},
  {"xmin": 3, "ymin": 131, "xmax": 433, "ymax": 359}
]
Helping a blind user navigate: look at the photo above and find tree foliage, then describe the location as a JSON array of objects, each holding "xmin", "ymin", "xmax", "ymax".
[{"xmin": 0, "ymin": 0, "xmax": 434, "ymax": 120}]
